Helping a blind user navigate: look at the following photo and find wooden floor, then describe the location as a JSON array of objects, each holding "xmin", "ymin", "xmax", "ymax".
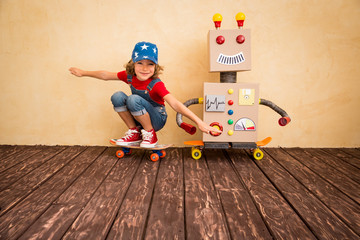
[{"xmin": 0, "ymin": 146, "xmax": 359, "ymax": 240}]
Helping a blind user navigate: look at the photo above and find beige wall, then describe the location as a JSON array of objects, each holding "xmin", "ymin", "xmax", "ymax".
[{"xmin": 1, "ymin": 0, "xmax": 359, "ymax": 147}]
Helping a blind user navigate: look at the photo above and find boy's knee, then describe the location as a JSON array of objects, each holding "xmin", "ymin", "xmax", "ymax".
[
  {"xmin": 126, "ymin": 95, "xmax": 142, "ymax": 108},
  {"xmin": 126, "ymin": 95, "xmax": 146, "ymax": 115},
  {"xmin": 111, "ymin": 91, "xmax": 127, "ymax": 107}
]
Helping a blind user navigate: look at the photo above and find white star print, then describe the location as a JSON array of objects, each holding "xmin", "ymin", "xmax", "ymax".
[
  {"xmin": 134, "ymin": 52, "xmax": 139, "ymax": 58},
  {"xmin": 143, "ymin": 56, "xmax": 149, "ymax": 59},
  {"xmin": 153, "ymin": 48, "xmax": 157, "ymax": 54},
  {"xmin": 141, "ymin": 44, "xmax": 149, "ymax": 50}
]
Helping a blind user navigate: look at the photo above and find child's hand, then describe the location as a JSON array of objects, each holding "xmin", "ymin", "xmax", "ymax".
[
  {"xmin": 198, "ymin": 122, "xmax": 222, "ymax": 135},
  {"xmin": 69, "ymin": 67, "xmax": 84, "ymax": 77}
]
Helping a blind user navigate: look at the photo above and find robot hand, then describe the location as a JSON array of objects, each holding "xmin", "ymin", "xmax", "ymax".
[
  {"xmin": 176, "ymin": 98, "xmax": 203, "ymax": 135},
  {"xmin": 259, "ymin": 99, "xmax": 291, "ymax": 126}
]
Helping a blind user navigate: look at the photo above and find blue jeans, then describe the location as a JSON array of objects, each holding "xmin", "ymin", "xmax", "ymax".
[{"xmin": 110, "ymin": 91, "xmax": 167, "ymax": 131}]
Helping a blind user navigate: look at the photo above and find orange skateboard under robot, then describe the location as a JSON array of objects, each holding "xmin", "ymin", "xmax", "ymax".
[{"xmin": 184, "ymin": 137, "xmax": 272, "ymax": 160}]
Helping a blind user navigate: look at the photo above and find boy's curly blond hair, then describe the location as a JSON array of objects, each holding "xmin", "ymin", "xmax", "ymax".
[{"xmin": 125, "ymin": 60, "xmax": 164, "ymax": 79}]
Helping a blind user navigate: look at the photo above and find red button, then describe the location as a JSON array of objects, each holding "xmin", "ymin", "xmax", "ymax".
[
  {"xmin": 210, "ymin": 122, "xmax": 223, "ymax": 136},
  {"xmin": 216, "ymin": 36, "xmax": 225, "ymax": 44},
  {"xmin": 236, "ymin": 35, "xmax": 245, "ymax": 44},
  {"xmin": 228, "ymin": 100, "xmax": 234, "ymax": 105}
]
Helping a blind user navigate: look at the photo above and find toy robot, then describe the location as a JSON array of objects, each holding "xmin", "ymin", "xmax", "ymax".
[{"xmin": 177, "ymin": 13, "xmax": 291, "ymax": 160}]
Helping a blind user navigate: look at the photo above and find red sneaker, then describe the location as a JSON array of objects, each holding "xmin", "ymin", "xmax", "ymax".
[
  {"xmin": 140, "ymin": 129, "xmax": 158, "ymax": 148},
  {"xmin": 114, "ymin": 127, "xmax": 142, "ymax": 146}
]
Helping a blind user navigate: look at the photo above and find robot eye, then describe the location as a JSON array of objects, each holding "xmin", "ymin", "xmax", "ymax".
[
  {"xmin": 216, "ymin": 36, "xmax": 225, "ymax": 44},
  {"xmin": 236, "ymin": 35, "xmax": 245, "ymax": 44}
]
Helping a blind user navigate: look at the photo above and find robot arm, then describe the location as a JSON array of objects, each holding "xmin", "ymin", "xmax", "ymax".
[
  {"xmin": 176, "ymin": 98, "xmax": 203, "ymax": 135},
  {"xmin": 259, "ymin": 98, "xmax": 291, "ymax": 126}
]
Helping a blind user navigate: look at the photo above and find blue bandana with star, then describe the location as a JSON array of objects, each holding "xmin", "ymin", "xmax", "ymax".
[{"xmin": 132, "ymin": 41, "xmax": 158, "ymax": 64}]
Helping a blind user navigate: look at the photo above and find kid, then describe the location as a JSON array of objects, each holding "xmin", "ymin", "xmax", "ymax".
[{"xmin": 69, "ymin": 41, "xmax": 221, "ymax": 148}]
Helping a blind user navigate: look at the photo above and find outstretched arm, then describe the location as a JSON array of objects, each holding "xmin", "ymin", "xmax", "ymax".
[
  {"xmin": 69, "ymin": 67, "xmax": 118, "ymax": 80},
  {"xmin": 164, "ymin": 94, "xmax": 221, "ymax": 134}
]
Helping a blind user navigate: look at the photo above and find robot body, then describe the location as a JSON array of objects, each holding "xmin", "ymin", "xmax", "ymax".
[
  {"xmin": 177, "ymin": 13, "xmax": 291, "ymax": 159},
  {"xmin": 202, "ymin": 82, "xmax": 259, "ymax": 144}
]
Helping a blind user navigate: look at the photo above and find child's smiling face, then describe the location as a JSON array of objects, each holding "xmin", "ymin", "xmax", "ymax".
[{"xmin": 134, "ymin": 59, "xmax": 155, "ymax": 81}]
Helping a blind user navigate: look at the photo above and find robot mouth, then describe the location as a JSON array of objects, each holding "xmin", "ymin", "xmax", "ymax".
[{"xmin": 216, "ymin": 52, "xmax": 245, "ymax": 65}]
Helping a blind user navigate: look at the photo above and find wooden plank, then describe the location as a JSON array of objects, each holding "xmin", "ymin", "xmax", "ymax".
[
  {"xmin": 0, "ymin": 145, "xmax": 47, "ymax": 173},
  {"xmin": 0, "ymin": 146, "xmax": 66, "ymax": 190},
  {"xmin": 227, "ymin": 149, "xmax": 316, "ymax": 239},
  {"xmin": 2, "ymin": 146, "xmax": 359, "ymax": 240},
  {"xmin": 0, "ymin": 145, "xmax": 11, "ymax": 151},
  {"xmin": 144, "ymin": 148, "xmax": 185, "ymax": 240},
  {"xmin": 0, "ymin": 146, "xmax": 106, "ymax": 240},
  {"xmin": 323, "ymin": 148, "xmax": 360, "ymax": 169},
  {"xmin": 341, "ymin": 148, "xmax": 360, "ymax": 158},
  {"xmin": 0, "ymin": 145, "xmax": 34, "ymax": 159},
  {"xmin": 205, "ymin": 149, "xmax": 272, "ymax": 239},
  {"xmin": 285, "ymin": 148, "xmax": 360, "ymax": 203},
  {"xmin": 265, "ymin": 148, "xmax": 360, "ymax": 237},
  {"xmin": 0, "ymin": 146, "xmax": 84, "ymax": 216},
  {"xmin": 61, "ymin": 149, "xmax": 143, "ymax": 240},
  {"xmin": 183, "ymin": 148, "xmax": 229, "ymax": 239},
  {"xmin": 107, "ymin": 152, "xmax": 160, "ymax": 239},
  {"xmin": 305, "ymin": 148, "xmax": 360, "ymax": 184},
  {"xmin": 18, "ymin": 146, "xmax": 121, "ymax": 240}
]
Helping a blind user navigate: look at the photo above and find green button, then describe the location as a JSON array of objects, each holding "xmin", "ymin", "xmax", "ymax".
[{"xmin": 228, "ymin": 119, "xmax": 234, "ymax": 125}]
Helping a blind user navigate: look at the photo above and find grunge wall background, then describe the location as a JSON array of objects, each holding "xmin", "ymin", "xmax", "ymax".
[{"xmin": 1, "ymin": 0, "xmax": 359, "ymax": 147}]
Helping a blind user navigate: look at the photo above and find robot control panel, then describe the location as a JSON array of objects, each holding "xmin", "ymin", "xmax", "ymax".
[{"xmin": 203, "ymin": 82, "xmax": 259, "ymax": 143}]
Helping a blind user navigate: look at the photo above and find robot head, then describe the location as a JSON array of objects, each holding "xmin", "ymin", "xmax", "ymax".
[{"xmin": 208, "ymin": 13, "xmax": 251, "ymax": 72}]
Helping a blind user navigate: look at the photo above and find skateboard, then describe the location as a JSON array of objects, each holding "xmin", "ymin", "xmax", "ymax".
[
  {"xmin": 184, "ymin": 137, "xmax": 272, "ymax": 160},
  {"xmin": 109, "ymin": 139, "xmax": 173, "ymax": 162}
]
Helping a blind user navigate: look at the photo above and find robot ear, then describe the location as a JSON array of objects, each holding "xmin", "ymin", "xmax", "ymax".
[
  {"xmin": 235, "ymin": 12, "xmax": 245, "ymax": 28},
  {"xmin": 213, "ymin": 13, "xmax": 223, "ymax": 29}
]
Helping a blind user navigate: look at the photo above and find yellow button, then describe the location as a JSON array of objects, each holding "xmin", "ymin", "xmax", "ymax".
[
  {"xmin": 228, "ymin": 89, "xmax": 234, "ymax": 94},
  {"xmin": 228, "ymin": 130, "xmax": 234, "ymax": 136}
]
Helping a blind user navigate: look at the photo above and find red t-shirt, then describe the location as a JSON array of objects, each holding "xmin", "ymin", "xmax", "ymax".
[{"xmin": 117, "ymin": 71, "xmax": 170, "ymax": 106}]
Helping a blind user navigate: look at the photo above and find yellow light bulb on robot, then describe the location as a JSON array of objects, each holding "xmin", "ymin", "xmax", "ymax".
[
  {"xmin": 235, "ymin": 12, "xmax": 245, "ymax": 28},
  {"xmin": 213, "ymin": 13, "xmax": 223, "ymax": 29}
]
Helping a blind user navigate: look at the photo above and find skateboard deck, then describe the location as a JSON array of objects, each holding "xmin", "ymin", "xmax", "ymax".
[
  {"xmin": 184, "ymin": 140, "xmax": 204, "ymax": 146},
  {"xmin": 184, "ymin": 137, "xmax": 272, "ymax": 147},
  {"xmin": 110, "ymin": 139, "xmax": 173, "ymax": 161},
  {"xmin": 184, "ymin": 137, "xmax": 272, "ymax": 160},
  {"xmin": 110, "ymin": 139, "xmax": 173, "ymax": 149},
  {"xmin": 256, "ymin": 137, "xmax": 272, "ymax": 147}
]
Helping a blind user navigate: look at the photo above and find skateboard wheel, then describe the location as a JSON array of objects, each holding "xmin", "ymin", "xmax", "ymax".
[
  {"xmin": 253, "ymin": 149, "xmax": 263, "ymax": 160},
  {"xmin": 116, "ymin": 150, "xmax": 125, "ymax": 158},
  {"xmin": 159, "ymin": 150, "xmax": 166, "ymax": 158},
  {"xmin": 150, "ymin": 153, "xmax": 160, "ymax": 162},
  {"xmin": 191, "ymin": 147, "xmax": 202, "ymax": 160}
]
